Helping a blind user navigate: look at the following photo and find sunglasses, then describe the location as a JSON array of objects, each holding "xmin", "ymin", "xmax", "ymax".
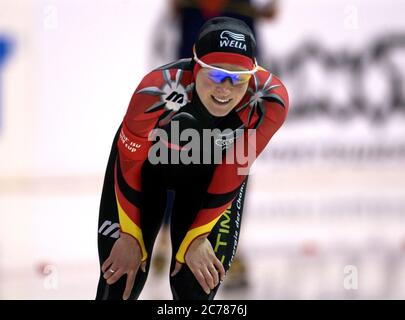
[{"xmin": 193, "ymin": 48, "xmax": 259, "ymax": 85}]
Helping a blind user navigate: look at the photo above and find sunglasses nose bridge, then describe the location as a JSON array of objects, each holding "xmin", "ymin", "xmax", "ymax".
[
  {"xmin": 223, "ymin": 75, "xmax": 248, "ymax": 86},
  {"xmin": 223, "ymin": 77, "xmax": 236, "ymax": 87}
]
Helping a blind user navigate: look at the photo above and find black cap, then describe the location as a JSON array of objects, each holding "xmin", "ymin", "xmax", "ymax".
[{"xmin": 195, "ymin": 16, "xmax": 256, "ymax": 60}]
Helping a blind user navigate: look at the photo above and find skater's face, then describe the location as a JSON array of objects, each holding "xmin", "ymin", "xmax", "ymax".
[{"xmin": 195, "ymin": 63, "xmax": 250, "ymax": 117}]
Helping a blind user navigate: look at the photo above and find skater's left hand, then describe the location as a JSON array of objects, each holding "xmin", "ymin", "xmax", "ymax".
[{"xmin": 171, "ymin": 235, "xmax": 225, "ymax": 295}]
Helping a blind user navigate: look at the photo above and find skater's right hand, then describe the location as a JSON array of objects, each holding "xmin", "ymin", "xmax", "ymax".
[{"xmin": 101, "ymin": 233, "xmax": 146, "ymax": 300}]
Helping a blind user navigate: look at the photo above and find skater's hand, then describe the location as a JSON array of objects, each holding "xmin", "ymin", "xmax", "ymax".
[
  {"xmin": 171, "ymin": 236, "xmax": 225, "ymax": 295},
  {"xmin": 101, "ymin": 233, "xmax": 146, "ymax": 300}
]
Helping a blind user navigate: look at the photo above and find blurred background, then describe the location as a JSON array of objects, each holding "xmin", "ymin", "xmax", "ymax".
[{"xmin": 1, "ymin": 0, "xmax": 405, "ymax": 299}]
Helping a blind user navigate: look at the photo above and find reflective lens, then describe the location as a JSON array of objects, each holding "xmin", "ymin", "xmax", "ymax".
[{"xmin": 206, "ymin": 69, "xmax": 252, "ymax": 85}]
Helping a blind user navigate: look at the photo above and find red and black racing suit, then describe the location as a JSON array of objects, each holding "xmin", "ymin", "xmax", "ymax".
[{"xmin": 96, "ymin": 59, "xmax": 288, "ymax": 300}]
